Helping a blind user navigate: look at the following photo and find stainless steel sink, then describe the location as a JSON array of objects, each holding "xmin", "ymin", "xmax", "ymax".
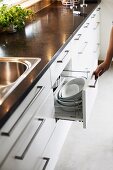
[
  {"xmin": 0, "ymin": 57, "xmax": 41, "ymax": 105},
  {"xmin": 0, "ymin": 61, "xmax": 28, "ymax": 85}
]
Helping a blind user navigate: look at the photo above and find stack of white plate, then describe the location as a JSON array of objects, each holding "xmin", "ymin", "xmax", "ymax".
[{"xmin": 55, "ymin": 77, "xmax": 85, "ymax": 113}]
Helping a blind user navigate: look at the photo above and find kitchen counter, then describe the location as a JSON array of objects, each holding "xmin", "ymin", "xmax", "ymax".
[{"xmin": 0, "ymin": 1, "xmax": 100, "ymax": 127}]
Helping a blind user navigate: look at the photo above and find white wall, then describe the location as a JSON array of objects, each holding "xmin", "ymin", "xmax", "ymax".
[{"xmin": 100, "ymin": 0, "xmax": 113, "ymax": 60}]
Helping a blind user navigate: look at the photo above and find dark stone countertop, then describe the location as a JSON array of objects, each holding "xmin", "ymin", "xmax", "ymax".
[{"xmin": 0, "ymin": 1, "xmax": 100, "ymax": 127}]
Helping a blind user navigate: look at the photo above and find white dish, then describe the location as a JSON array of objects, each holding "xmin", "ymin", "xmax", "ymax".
[
  {"xmin": 57, "ymin": 91, "xmax": 82, "ymax": 106},
  {"xmin": 59, "ymin": 78, "xmax": 85, "ymax": 100},
  {"xmin": 57, "ymin": 98, "xmax": 82, "ymax": 107},
  {"xmin": 55, "ymin": 100, "xmax": 82, "ymax": 112},
  {"xmin": 61, "ymin": 83, "xmax": 79, "ymax": 98},
  {"xmin": 55, "ymin": 88, "xmax": 81, "ymax": 106}
]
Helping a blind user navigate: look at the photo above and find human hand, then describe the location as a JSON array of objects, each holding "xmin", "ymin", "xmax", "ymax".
[{"xmin": 93, "ymin": 61, "xmax": 110, "ymax": 79}]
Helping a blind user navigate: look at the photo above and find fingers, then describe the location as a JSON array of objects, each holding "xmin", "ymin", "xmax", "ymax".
[
  {"xmin": 93, "ymin": 67, "xmax": 104, "ymax": 80},
  {"xmin": 93, "ymin": 71, "xmax": 99, "ymax": 80},
  {"xmin": 93, "ymin": 62, "xmax": 109, "ymax": 79}
]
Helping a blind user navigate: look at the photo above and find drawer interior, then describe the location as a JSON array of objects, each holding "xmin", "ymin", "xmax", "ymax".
[{"xmin": 53, "ymin": 70, "xmax": 88, "ymax": 122}]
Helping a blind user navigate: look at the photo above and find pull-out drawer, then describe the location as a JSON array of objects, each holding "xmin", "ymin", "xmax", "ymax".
[
  {"xmin": 1, "ymin": 117, "xmax": 56, "ymax": 170},
  {"xmin": 54, "ymin": 70, "xmax": 98, "ymax": 128}
]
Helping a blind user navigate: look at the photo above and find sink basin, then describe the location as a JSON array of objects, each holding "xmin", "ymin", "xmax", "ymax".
[
  {"xmin": 0, "ymin": 61, "xmax": 28, "ymax": 85},
  {"xmin": 0, "ymin": 57, "xmax": 41, "ymax": 105}
]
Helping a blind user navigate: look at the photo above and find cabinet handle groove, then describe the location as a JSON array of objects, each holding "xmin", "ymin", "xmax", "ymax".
[
  {"xmin": 97, "ymin": 8, "xmax": 101, "ymax": 11},
  {"xmin": 93, "ymin": 22, "xmax": 100, "ymax": 30},
  {"xmin": 57, "ymin": 50, "xmax": 69, "ymax": 63},
  {"xmin": 91, "ymin": 14, "xmax": 96, "ymax": 18},
  {"xmin": 1, "ymin": 86, "xmax": 44, "ymax": 137},
  {"xmin": 42, "ymin": 157, "xmax": 50, "ymax": 170},
  {"xmin": 84, "ymin": 23, "xmax": 90, "ymax": 28},
  {"xmin": 29, "ymin": 86, "xmax": 44, "ymax": 106},
  {"xmin": 15, "ymin": 118, "xmax": 45, "ymax": 160},
  {"xmin": 78, "ymin": 42, "xmax": 88, "ymax": 54},
  {"xmin": 93, "ymin": 43, "xmax": 100, "ymax": 53},
  {"xmin": 74, "ymin": 34, "xmax": 82, "ymax": 40}
]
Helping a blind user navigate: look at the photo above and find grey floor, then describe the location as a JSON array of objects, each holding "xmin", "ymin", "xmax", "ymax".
[{"xmin": 55, "ymin": 65, "xmax": 113, "ymax": 170}]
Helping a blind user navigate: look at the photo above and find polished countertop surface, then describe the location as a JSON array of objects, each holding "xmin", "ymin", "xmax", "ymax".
[{"xmin": 0, "ymin": 1, "xmax": 100, "ymax": 127}]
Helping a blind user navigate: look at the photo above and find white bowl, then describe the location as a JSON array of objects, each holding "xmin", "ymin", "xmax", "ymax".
[
  {"xmin": 59, "ymin": 78, "xmax": 85, "ymax": 100},
  {"xmin": 56, "ymin": 92, "xmax": 82, "ymax": 103}
]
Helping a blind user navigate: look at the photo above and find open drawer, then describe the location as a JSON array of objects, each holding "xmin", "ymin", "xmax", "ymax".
[{"xmin": 54, "ymin": 70, "xmax": 98, "ymax": 128}]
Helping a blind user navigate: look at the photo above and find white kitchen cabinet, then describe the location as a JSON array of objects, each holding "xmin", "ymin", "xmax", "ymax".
[
  {"xmin": 1, "ymin": 117, "xmax": 56, "ymax": 170},
  {"xmin": 66, "ymin": 5, "xmax": 100, "ymax": 72},
  {"xmin": 52, "ymin": 5, "xmax": 100, "ymax": 128},
  {"xmin": 0, "ymin": 68, "xmax": 53, "ymax": 167},
  {"xmin": 0, "ymin": 4, "xmax": 101, "ymax": 170},
  {"xmin": 1, "ymin": 91, "xmax": 71, "ymax": 170}
]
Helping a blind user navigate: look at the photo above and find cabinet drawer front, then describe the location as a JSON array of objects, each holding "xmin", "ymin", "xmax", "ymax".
[
  {"xmin": 64, "ymin": 44, "xmax": 89, "ymax": 72},
  {"xmin": 50, "ymin": 48, "xmax": 71, "ymax": 87},
  {"xmin": 82, "ymin": 78, "xmax": 98, "ymax": 128},
  {"xmin": 0, "ymin": 69, "xmax": 51, "ymax": 165},
  {"xmin": 1, "ymin": 69, "xmax": 51, "ymax": 135},
  {"xmin": 37, "ymin": 120, "xmax": 72, "ymax": 170},
  {"xmin": 1, "ymin": 118, "xmax": 56, "ymax": 170},
  {"xmin": 36, "ymin": 90, "xmax": 54, "ymax": 118},
  {"xmin": 70, "ymin": 26, "xmax": 88, "ymax": 54}
]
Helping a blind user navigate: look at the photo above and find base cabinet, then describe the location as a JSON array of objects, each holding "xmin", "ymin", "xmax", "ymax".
[
  {"xmin": 0, "ymin": 83, "xmax": 72, "ymax": 170},
  {"xmin": 0, "ymin": 4, "xmax": 100, "ymax": 170},
  {"xmin": 1, "ymin": 118, "xmax": 56, "ymax": 170},
  {"xmin": 0, "ymin": 68, "xmax": 52, "ymax": 166}
]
